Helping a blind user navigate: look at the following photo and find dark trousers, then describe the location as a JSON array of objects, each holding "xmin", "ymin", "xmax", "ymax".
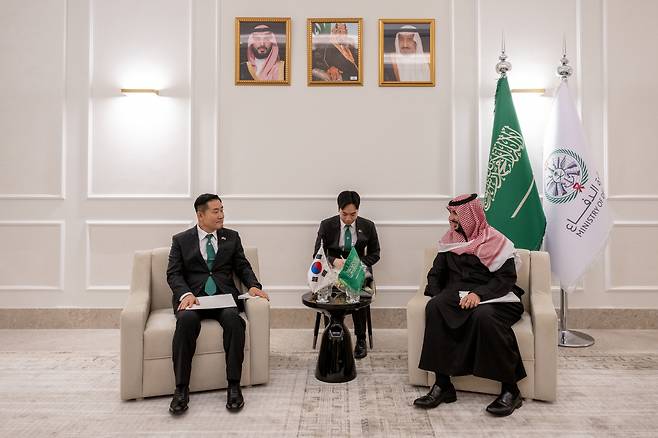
[
  {"xmin": 352, "ymin": 307, "xmax": 367, "ymax": 339},
  {"xmin": 172, "ymin": 307, "xmax": 246, "ymax": 387}
]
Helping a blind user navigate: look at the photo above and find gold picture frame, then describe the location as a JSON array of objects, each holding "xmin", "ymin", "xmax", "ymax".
[
  {"xmin": 235, "ymin": 17, "xmax": 291, "ymax": 85},
  {"xmin": 307, "ymin": 18, "xmax": 363, "ymax": 86},
  {"xmin": 379, "ymin": 19, "xmax": 435, "ymax": 87}
]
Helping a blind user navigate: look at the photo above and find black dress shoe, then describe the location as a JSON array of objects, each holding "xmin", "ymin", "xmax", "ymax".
[
  {"xmin": 413, "ymin": 384, "xmax": 457, "ymax": 409},
  {"xmin": 226, "ymin": 383, "xmax": 244, "ymax": 411},
  {"xmin": 169, "ymin": 386, "xmax": 189, "ymax": 415},
  {"xmin": 354, "ymin": 338, "xmax": 367, "ymax": 359},
  {"xmin": 486, "ymin": 390, "xmax": 522, "ymax": 416}
]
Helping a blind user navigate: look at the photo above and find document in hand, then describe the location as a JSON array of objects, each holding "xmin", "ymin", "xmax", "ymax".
[
  {"xmin": 187, "ymin": 294, "xmax": 237, "ymax": 310},
  {"xmin": 480, "ymin": 291, "xmax": 520, "ymax": 304},
  {"xmin": 459, "ymin": 291, "xmax": 520, "ymax": 305}
]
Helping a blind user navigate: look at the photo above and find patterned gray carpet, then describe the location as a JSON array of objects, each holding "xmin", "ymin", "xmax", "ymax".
[{"xmin": 1, "ymin": 349, "xmax": 657, "ymax": 437}]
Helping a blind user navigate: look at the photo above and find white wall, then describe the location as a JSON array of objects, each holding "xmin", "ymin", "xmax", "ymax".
[{"xmin": 1, "ymin": 0, "xmax": 657, "ymax": 310}]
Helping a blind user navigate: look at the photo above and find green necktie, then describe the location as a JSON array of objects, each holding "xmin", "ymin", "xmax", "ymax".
[
  {"xmin": 344, "ymin": 225, "xmax": 352, "ymax": 251},
  {"xmin": 204, "ymin": 234, "xmax": 217, "ymax": 295}
]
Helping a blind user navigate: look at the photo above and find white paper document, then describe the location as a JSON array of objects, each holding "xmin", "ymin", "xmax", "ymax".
[
  {"xmin": 459, "ymin": 291, "xmax": 520, "ymax": 305},
  {"xmin": 186, "ymin": 294, "xmax": 236, "ymax": 310}
]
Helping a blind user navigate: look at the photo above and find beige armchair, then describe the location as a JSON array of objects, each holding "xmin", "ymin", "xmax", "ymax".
[
  {"xmin": 407, "ymin": 248, "xmax": 557, "ymax": 402},
  {"xmin": 120, "ymin": 247, "xmax": 270, "ymax": 401}
]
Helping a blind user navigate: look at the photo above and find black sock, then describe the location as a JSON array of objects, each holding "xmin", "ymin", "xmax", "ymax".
[
  {"xmin": 176, "ymin": 384, "xmax": 188, "ymax": 392},
  {"xmin": 501, "ymin": 382, "xmax": 519, "ymax": 396},
  {"xmin": 228, "ymin": 379, "xmax": 240, "ymax": 387},
  {"xmin": 435, "ymin": 372, "xmax": 453, "ymax": 390}
]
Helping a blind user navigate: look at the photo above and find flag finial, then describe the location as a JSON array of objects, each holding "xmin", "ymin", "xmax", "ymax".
[
  {"xmin": 557, "ymin": 35, "xmax": 573, "ymax": 80},
  {"xmin": 495, "ymin": 31, "xmax": 511, "ymax": 77}
]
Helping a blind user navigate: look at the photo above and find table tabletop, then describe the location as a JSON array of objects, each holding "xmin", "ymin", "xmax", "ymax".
[{"xmin": 301, "ymin": 290, "xmax": 372, "ymax": 312}]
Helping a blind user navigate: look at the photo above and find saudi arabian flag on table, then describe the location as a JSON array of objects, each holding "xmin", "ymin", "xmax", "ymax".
[
  {"xmin": 337, "ymin": 247, "xmax": 366, "ymax": 292},
  {"xmin": 484, "ymin": 76, "xmax": 546, "ymax": 250}
]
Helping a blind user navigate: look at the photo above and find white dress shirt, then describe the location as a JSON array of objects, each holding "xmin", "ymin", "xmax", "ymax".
[
  {"xmin": 196, "ymin": 225, "xmax": 218, "ymax": 261},
  {"xmin": 179, "ymin": 226, "xmax": 219, "ymax": 302}
]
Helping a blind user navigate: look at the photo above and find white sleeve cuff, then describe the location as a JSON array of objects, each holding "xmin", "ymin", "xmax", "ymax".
[{"xmin": 179, "ymin": 292, "xmax": 193, "ymax": 302}]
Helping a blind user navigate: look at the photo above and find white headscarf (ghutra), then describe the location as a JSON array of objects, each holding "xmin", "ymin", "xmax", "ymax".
[{"xmin": 393, "ymin": 25, "xmax": 430, "ymax": 82}]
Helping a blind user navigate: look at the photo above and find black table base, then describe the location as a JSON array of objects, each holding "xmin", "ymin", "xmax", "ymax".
[
  {"xmin": 316, "ymin": 310, "xmax": 355, "ymax": 383},
  {"xmin": 302, "ymin": 291, "xmax": 371, "ymax": 383}
]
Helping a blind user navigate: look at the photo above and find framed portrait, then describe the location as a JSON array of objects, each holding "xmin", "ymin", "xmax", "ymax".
[
  {"xmin": 379, "ymin": 19, "xmax": 435, "ymax": 87},
  {"xmin": 235, "ymin": 17, "xmax": 291, "ymax": 85},
  {"xmin": 307, "ymin": 18, "xmax": 363, "ymax": 86}
]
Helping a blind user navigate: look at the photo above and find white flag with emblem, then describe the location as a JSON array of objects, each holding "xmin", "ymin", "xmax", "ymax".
[
  {"xmin": 307, "ymin": 243, "xmax": 336, "ymax": 293},
  {"xmin": 543, "ymin": 81, "xmax": 612, "ymax": 290}
]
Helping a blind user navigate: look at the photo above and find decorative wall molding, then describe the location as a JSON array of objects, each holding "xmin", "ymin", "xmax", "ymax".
[
  {"xmin": 84, "ymin": 220, "xmax": 192, "ymax": 291},
  {"xmin": 607, "ymin": 195, "xmax": 658, "ymax": 201},
  {"xmin": 604, "ymin": 221, "xmax": 658, "ymax": 292},
  {"xmin": 216, "ymin": 3, "xmax": 455, "ymax": 201},
  {"xmin": 220, "ymin": 194, "xmax": 453, "ymax": 201},
  {"xmin": 0, "ymin": 221, "xmax": 65, "ymax": 291},
  {"xmin": 602, "ymin": 0, "xmax": 610, "ymax": 197},
  {"xmin": 225, "ymin": 220, "xmax": 448, "ymax": 227},
  {"xmin": 0, "ymin": 0, "xmax": 67, "ymax": 200},
  {"xmin": 1, "ymin": 0, "xmax": 656, "ymax": 311},
  {"xmin": 86, "ymin": 0, "xmax": 193, "ymax": 199}
]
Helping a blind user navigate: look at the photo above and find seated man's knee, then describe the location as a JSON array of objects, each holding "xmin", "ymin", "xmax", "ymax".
[
  {"xmin": 176, "ymin": 310, "xmax": 201, "ymax": 329},
  {"xmin": 223, "ymin": 309, "xmax": 246, "ymax": 330},
  {"xmin": 425, "ymin": 294, "xmax": 449, "ymax": 316},
  {"xmin": 471, "ymin": 305, "xmax": 496, "ymax": 327}
]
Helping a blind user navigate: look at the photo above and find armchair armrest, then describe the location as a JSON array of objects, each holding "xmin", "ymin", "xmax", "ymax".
[
  {"xmin": 407, "ymin": 288, "xmax": 430, "ymax": 386},
  {"xmin": 529, "ymin": 250, "xmax": 558, "ymax": 402},
  {"xmin": 120, "ymin": 250, "xmax": 152, "ymax": 400},
  {"xmin": 245, "ymin": 296, "xmax": 270, "ymax": 384}
]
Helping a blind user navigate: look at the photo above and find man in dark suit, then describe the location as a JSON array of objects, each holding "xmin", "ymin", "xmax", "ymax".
[
  {"xmin": 313, "ymin": 190, "xmax": 380, "ymax": 359},
  {"xmin": 167, "ymin": 194, "xmax": 269, "ymax": 415}
]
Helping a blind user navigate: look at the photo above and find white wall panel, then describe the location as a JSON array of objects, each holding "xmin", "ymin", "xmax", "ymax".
[
  {"xmin": 606, "ymin": 223, "xmax": 658, "ymax": 291},
  {"xmin": 0, "ymin": 0, "xmax": 657, "ymax": 310},
  {"xmin": 89, "ymin": 0, "xmax": 191, "ymax": 197},
  {"xmin": 217, "ymin": 0, "xmax": 453, "ymax": 197},
  {"xmin": 86, "ymin": 221, "xmax": 191, "ymax": 289},
  {"xmin": 0, "ymin": 222, "xmax": 63, "ymax": 289},
  {"xmin": 0, "ymin": 0, "xmax": 65, "ymax": 197},
  {"xmin": 605, "ymin": 0, "xmax": 658, "ymax": 198}
]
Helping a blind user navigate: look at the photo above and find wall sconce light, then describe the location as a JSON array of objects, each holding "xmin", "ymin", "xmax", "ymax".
[
  {"xmin": 120, "ymin": 88, "xmax": 160, "ymax": 96},
  {"xmin": 511, "ymin": 88, "xmax": 547, "ymax": 95}
]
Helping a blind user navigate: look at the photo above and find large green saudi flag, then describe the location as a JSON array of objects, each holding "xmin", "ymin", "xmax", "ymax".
[{"xmin": 484, "ymin": 76, "xmax": 546, "ymax": 250}]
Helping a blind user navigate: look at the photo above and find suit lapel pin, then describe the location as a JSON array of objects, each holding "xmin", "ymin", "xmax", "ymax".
[{"xmin": 221, "ymin": 236, "xmax": 227, "ymax": 240}]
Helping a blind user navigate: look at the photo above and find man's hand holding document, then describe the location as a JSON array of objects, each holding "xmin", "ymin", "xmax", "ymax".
[{"xmin": 185, "ymin": 294, "xmax": 237, "ymax": 310}]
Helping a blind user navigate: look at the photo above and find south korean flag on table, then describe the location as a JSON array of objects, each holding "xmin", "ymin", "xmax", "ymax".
[{"xmin": 307, "ymin": 243, "xmax": 334, "ymax": 293}]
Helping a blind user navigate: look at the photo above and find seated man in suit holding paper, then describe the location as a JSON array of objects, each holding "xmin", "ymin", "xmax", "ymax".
[
  {"xmin": 167, "ymin": 193, "xmax": 269, "ymax": 415},
  {"xmin": 413, "ymin": 194, "xmax": 526, "ymax": 417},
  {"xmin": 314, "ymin": 190, "xmax": 380, "ymax": 359}
]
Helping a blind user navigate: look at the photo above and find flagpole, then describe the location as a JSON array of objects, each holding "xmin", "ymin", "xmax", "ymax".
[
  {"xmin": 495, "ymin": 32, "xmax": 511, "ymax": 77},
  {"xmin": 559, "ymin": 288, "xmax": 594, "ymax": 347},
  {"xmin": 555, "ymin": 40, "xmax": 594, "ymax": 348}
]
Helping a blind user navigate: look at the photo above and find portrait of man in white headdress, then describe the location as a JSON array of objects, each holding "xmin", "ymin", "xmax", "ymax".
[
  {"xmin": 380, "ymin": 20, "xmax": 434, "ymax": 86},
  {"xmin": 236, "ymin": 18, "xmax": 290, "ymax": 85}
]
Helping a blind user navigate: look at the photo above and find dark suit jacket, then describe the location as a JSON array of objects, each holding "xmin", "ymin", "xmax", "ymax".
[
  {"xmin": 167, "ymin": 226, "xmax": 262, "ymax": 313},
  {"xmin": 313, "ymin": 216, "xmax": 380, "ymax": 272}
]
